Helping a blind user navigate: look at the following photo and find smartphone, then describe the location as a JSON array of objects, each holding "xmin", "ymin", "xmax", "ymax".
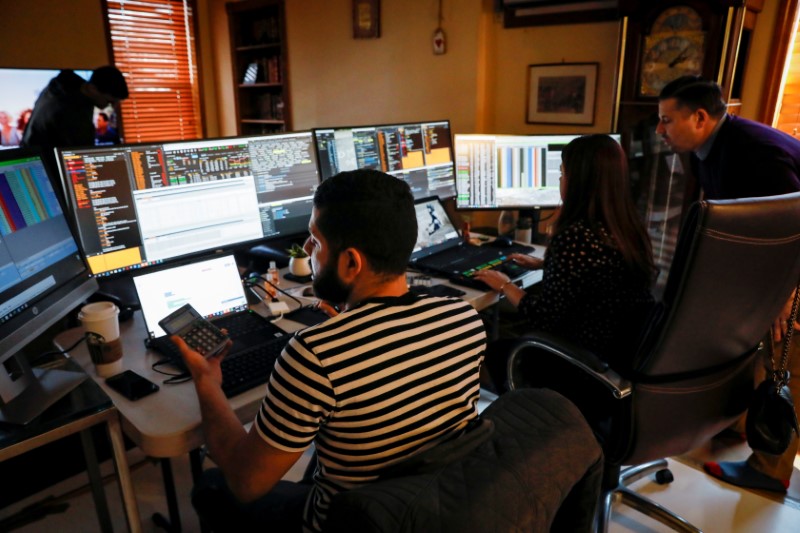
[
  {"xmin": 106, "ymin": 370, "xmax": 159, "ymax": 401},
  {"xmin": 158, "ymin": 303, "xmax": 229, "ymax": 357}
]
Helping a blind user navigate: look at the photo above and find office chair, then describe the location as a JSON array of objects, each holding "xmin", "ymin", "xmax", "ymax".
[
  {"xmin": 323, "ymin": 388, "xmax": 603, "ymax": 533},
  {"xmin": 505, "ymin": 192, "xmax": 800, "ymax": 532}
]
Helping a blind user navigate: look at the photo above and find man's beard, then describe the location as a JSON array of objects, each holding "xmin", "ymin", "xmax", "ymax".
[{"xmin": 311, "ymin": 255, "xmax": 351, "ymax": 305}]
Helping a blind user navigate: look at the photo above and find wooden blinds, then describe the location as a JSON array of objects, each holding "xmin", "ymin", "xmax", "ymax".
[{"xmin": 104, "ymin": 0, "xmax": 202, "ymax": 143}]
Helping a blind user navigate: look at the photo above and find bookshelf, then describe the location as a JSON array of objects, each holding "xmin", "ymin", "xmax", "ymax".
[{"xmin": 227, "ymin": 0, "xmax": 291, "ymax": 134}]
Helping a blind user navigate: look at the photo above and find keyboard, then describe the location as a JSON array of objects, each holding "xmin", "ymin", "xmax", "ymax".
[
  {"xmin": 147, "ymin": 331, "xmax": 291, "ymax": 398},
  {"xmin": 220, "ymin": 335, "xmax": 290, "ymax": 397}
]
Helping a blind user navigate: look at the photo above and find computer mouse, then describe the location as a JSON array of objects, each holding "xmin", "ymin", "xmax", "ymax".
[
  {"xmin": 489, "ymin": 236, "xmax": 514, "ymax": 248},
  {"xmin": 302, "ymin": 286, "xmax": 316, "ymax": 297}
]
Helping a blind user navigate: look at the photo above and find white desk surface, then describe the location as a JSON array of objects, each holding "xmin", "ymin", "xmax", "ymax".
[{"xmin": 55, "ymin": 252, "xmax": 544, "ymax": 459}]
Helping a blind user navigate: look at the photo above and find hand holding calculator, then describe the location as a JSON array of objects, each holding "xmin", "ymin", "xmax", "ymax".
[{"xmin": 158, "ymin": 303, "xmax": 230, "ymax": 357}]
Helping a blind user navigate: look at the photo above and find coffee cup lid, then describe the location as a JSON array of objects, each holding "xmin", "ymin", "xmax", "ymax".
[{"xmin": 79, "ymin": 301, "xmax": 120, "ymax": 321}]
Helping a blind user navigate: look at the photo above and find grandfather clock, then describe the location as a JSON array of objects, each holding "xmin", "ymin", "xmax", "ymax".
[{"xmin": 614, "ymin": 0, "xmax": 763, "ymax": 294}]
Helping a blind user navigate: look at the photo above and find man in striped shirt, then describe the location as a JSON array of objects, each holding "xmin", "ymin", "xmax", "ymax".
[{"xmin": 174, "ymin": 169, "xmax": 487, "ymax": 532}]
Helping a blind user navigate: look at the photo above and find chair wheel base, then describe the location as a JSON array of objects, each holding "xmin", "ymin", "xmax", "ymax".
[{"xmin": 655, "ymin": 469, "xmax": 674, "ymax": 485}]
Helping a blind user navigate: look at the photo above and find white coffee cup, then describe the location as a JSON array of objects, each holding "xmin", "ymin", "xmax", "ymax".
[{"xmin": 79, "ymin": 301, "xmax": 123, "ymax": 377}]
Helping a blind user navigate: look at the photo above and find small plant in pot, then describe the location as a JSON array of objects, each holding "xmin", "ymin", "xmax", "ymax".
[{"xmin": 286, "ymin": 243, "xmax": 312, "ymax": 277}]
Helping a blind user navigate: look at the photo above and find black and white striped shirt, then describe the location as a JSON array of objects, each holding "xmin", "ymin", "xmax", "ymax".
[{"xmin": 254, "ymin": 292, "xmax": 486, "ymax": 532}]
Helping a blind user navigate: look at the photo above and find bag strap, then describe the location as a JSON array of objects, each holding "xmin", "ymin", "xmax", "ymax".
[{"xmin": 771, "ymin": 278, "xmax": 800, "ymax": 388}]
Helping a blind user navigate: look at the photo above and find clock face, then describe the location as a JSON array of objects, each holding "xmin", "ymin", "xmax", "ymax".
[{"xmin": 641, "ymin": 33, "xmax": 705, "ymax": 97}]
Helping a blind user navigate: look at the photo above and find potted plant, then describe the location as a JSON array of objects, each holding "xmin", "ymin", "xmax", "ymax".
[{"xmin": 286, "ymin": 243, "xmax": 312, "ymax": 277}]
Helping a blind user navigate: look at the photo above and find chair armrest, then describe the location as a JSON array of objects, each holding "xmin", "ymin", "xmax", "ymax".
[{"xmin": 506, "ymin": 332, "xmax": 632, "ymax": 399}]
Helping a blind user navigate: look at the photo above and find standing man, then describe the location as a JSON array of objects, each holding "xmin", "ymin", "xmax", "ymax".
[
  {"xmin": 21, "ymin": 66, "xmax": 128, "ymax": 177},
  {"xmin": 657, "ymin": 75, "xmax": 800, "ymax": 492},
  {"xmin": 175, "ymin": 169, "xmax": 487, "ymax": 532}
]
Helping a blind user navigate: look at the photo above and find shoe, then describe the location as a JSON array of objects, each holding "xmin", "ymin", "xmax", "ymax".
[{"xmin": 704, "ymin": 460, "xmax": 789, "ymax": 492}]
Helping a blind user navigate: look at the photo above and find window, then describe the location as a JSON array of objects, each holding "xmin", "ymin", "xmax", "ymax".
[
  {"xmin": 104, "ymin": 0, "xmax": 202, "ymax": 142},
  {"xmin": 763, "ymin": 0, "xmax": 800, "ymax": 134}
]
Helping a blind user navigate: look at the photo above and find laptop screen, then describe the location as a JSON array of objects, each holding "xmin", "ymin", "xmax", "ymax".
[
  {"xmin": 411, "ymin": 197, "xmax": 460, "ymax": 259},
  {"xmin": 133, "ymin": 254, "xmax": 248, "ymax": 338}
]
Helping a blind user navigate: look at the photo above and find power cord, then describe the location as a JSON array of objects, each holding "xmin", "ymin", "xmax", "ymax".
[
  {"xmin": 31, "ymin": 333, "xmax": 90, "ymax": 365},
  {"xmin": 244, "ymin": 274, "xmax": 313, "ymax": 316}
]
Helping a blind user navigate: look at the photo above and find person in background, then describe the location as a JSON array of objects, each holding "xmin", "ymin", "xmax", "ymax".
[
  {"xmin": 16, "ymin": 108, "xmax": 32, "ymax": 139},
  {"xmin": 21, "ymin": 66, "xmax": 128, "ymax": 174},
  {"xmin": 0, "ymin": 111, "xmax": 20, "ymax": 146},
  {"xmin": 94, "ymin": 111, "xmax": 121, "ymax": 145},
  {"xmin": 475, "ymin": 134, "xmax": 656, "ymax": 387},
  {"xmin": 656, "ymin": 75, "xmax": 800, "ymax": 493},
  {"xmin": 175, "ymin": 169, "xmax": 487, "ymax": 532}
]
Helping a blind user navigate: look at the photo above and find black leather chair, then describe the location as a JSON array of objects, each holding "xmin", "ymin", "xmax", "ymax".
[
  {"xmin": 505, "ymin": 192, "xmax": 800, "ymax": 532},
  {"xmin": 324, "ymin": 388, "xmax": 603, "ymax": 533}
]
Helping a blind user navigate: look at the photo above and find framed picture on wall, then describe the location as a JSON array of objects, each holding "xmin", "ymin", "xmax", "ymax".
[
  {"xmin": 353, "ymin": 0, "xmax": 380, "ymax": 39},
  {"xmin": 526, "ymin": 62, "xmax": 598, "ymax": 125}
]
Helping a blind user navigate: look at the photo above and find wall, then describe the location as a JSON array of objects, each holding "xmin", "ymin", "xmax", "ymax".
[
  {"xmin": 0, "ymin": 0, "xmax": 781, "ymax": 138},
  {"xmin": 0, "ymin": 0, "xmax": 108, "ymax": 68}
]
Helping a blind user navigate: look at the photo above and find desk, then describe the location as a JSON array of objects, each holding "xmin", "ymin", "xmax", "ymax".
[
  {"xmin": 54, "ymin": 260, "xmax": 543, "ymax": 529},
  {"xmin": 0, "ymin": 356, "xmax": 141, "ymax": 533}
]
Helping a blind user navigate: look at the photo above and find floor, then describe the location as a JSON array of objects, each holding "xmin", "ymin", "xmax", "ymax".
[{"xmin": 2, "ymin": 419, "xmax": 800, "ymax": 532}]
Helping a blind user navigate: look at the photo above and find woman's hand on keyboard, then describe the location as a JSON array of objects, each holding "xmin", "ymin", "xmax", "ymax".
[
  {"xmin": 509, "ymin": 253, "xmax": 544, "ymax": 270},
  {"xmin": 171, "ymin": 334, "xmax": 232, "ymax": 387}
]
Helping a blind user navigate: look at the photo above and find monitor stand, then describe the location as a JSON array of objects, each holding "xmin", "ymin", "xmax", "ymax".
[
  {"xmin": 518, "ymin": 208, "xmax": 545, "ymax": 244},
  {"xmin": 0, "ymin": 363, "xmax": 87, "ymax": 425}
]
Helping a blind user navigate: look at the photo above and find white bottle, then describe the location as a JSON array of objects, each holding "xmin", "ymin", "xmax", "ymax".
[{"xmin": 265, "ymin": 261, "xmax": 279, "ymax": 300}]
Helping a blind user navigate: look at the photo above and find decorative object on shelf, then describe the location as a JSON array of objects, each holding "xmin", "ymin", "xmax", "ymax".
[
  {"xmin": 243, "ymin": 62, "xmax": 259, "ymax": 84},
  {"xmin": 287, "ymin": 243, "xmax": 312, "ymax": 278},
  {"xmin": 433, "ymin": 0, "xmax": 446, "ymax": 55},
  {"xmin": 526, "ymin": 62, "xmax": 598, "ymax": 125},
  {"xmin": 353, "ymin": 0, "xmax": 380, "ymax": 39},
  {"xmin": 639, "ymin": 5, "xmax": 706, "ymax": 97}
]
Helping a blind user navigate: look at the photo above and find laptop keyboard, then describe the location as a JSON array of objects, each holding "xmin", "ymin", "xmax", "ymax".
[
  {"xmin": 147, "ymin": 328, "xmax": 291, "ymax": 399},
  {"xmin": 219, "ymin": 335, "xmax": 290, "ymax": 398},
  {"xmin": 213, "ymin": 311, "xmax": 273, "ymax": 338}
]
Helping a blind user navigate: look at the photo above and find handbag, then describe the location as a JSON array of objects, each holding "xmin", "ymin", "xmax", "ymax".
[{"xmin": 746, "ymin": 282, "xmax": 800, "ymax": 455}]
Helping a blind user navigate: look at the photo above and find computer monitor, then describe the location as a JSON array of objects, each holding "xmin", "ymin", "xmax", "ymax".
[
  {"xmin": 454, "ymin": 133, "xmax": 622, "ymax": 210},
  {"xmin": 0, "ymin": 68, "xmax": 116, "ymax": 149},
  {"xmin": 0, "ymin": 149, "xmax": 98, "ymax": 425},
  {"xmin": 313, "ymin": 120, "xmax": 456, "ymax": 199},
  {"xmin": 56, "ymin": 131, "xmax": 320, "ymax": 278}
]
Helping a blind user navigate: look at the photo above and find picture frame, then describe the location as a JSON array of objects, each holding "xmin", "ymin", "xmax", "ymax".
[
  {"xmin": 526, "ymin": 62, "xmax": 598, "ymax": 125},
  {"xmin": 353, "ymin": 0, "xmax": 380, "ymax": 39}
]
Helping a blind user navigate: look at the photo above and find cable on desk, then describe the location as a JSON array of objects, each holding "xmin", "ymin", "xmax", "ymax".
[
  {"xmin": 151, "ymin": 359, "xmax": 191, "ymax": 385},
  {"xmin": 32, "ymin": 333, "xmax": 90, "ymax": 365}
]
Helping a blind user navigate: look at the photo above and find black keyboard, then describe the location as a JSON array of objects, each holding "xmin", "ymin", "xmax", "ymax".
[
  {"xmin": 214, "ymin": 311, "xmax": 272, "ymax": 337},
  {"xmin": 220, "ymin": 335, "xmax": 290, "ymax": 398},
  {"xmin": 147, "ymin": 332, "xmax": 291, "ymax": 398}
]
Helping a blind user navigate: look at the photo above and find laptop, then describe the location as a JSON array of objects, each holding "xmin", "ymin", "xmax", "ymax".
[
  {"xmin": 409, "ymin": 197, "xmax": 533, "ymax": 290},
  {"xmin": 133, "ymin": 254, "xmax": 288, "ymax": 358}
]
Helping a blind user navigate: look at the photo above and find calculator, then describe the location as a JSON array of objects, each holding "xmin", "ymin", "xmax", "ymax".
[{"xmin": 158, "ymin": 303, "xmax": 229, "ymax": 357}]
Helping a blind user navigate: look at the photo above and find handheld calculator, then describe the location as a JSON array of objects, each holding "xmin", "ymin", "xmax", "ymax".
[{"xmin": 158, "ymin": 303, "xmax": 229, "ymax": 357}]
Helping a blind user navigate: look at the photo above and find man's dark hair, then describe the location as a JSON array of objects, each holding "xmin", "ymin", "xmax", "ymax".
[
  {"xmin": 658, "ymin": 76, "xmax": 727, "ymax": 118},
  {"xmin": 313, "ymin": 169, "xmax": 417, "ymax": 276},
  {"xmin": 90, "ymin": 66, "xmax": 129, "ymax": 99}
]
